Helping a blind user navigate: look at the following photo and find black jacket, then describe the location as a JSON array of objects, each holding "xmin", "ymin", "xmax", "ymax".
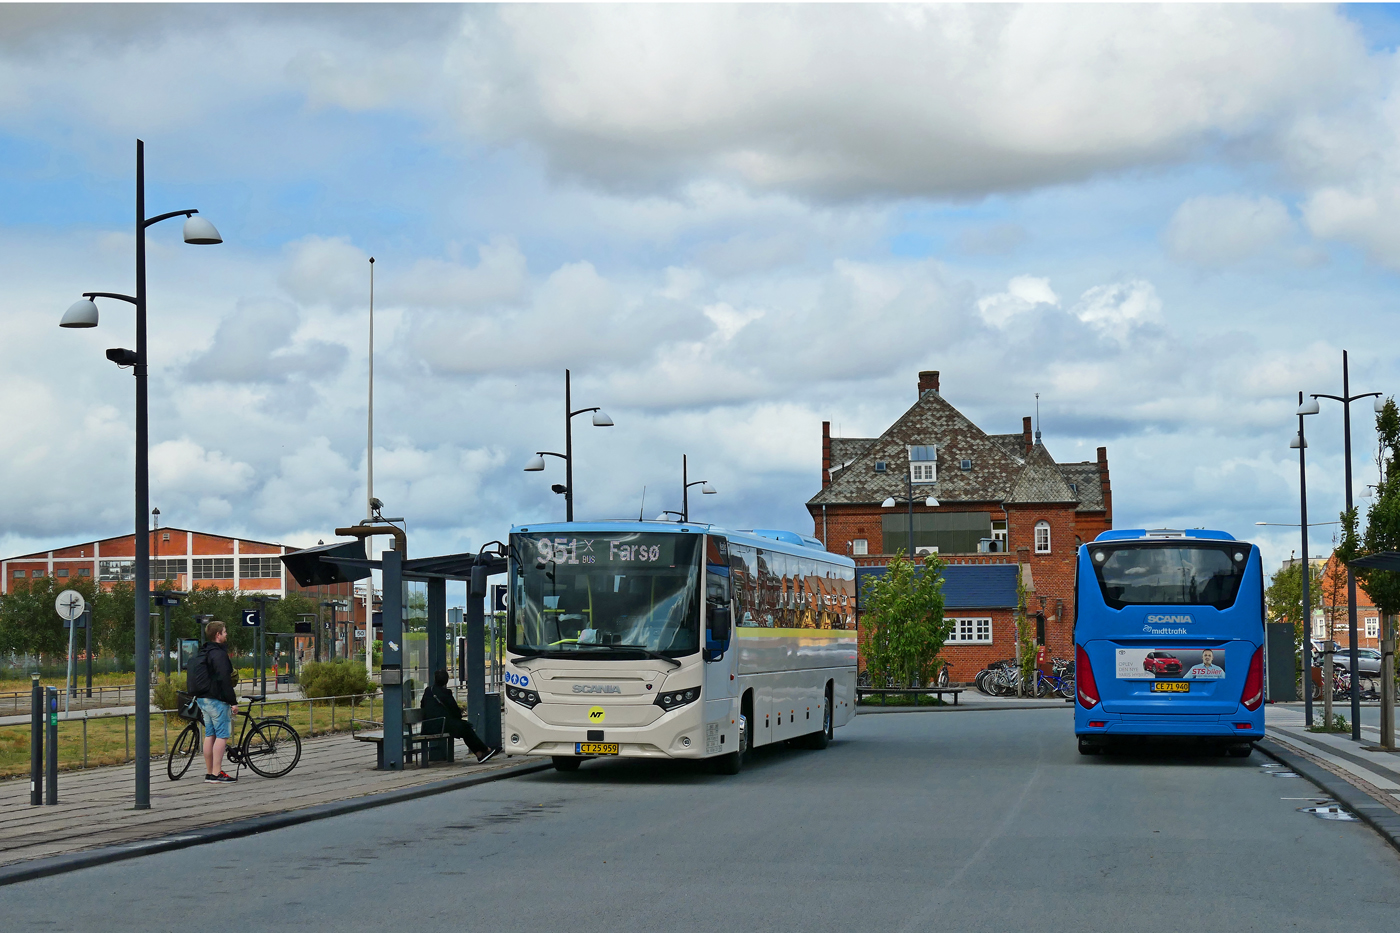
[
  {"xmin": 200, "ymin": 641, "xmax": 237, "ymax": 706},
  {"xmin": 421, "ymin": 684, "xmax": 463, "ymax": 723}
]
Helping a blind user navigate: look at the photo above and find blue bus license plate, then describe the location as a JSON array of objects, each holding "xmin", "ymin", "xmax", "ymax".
[
  {"xmin": 576, "ymin": 742, "xmax": 619, "ymax": 755},
  {"xmin": 1151, "ymin": 682, "xmax": 1190, "ymax": 693}
]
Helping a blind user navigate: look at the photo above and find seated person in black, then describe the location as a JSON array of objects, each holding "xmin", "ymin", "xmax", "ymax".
[{"xmin": 421, "ymin": 670, "xmax": 497, "ymax": 763}]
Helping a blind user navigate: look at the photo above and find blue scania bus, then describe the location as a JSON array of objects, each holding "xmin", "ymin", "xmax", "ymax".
[{"xmin": 1073, "ymin": 529, "xmax": 1265, "ymax": 756}]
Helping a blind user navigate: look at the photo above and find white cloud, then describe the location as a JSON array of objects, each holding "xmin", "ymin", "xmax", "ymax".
[
  {"xmin": 1166, "ymin": 195, "xmax": 1295, "ymax": 267},
  {"xmin": 977, "ymin": 275, "xmax": 1059, "ymax": 329},
  {"xmin": 1071, "ymin": 281, "xmax": 1162, "ymax": 344},
  {"xmin": 150, "ymin": 439, "xmax": 255, "ymax": 498}
]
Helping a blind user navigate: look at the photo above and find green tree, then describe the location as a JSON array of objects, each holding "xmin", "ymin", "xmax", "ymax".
[
  {"xmin": 859, "ymin": 550, "xmax": 952, "ymax": 688},
  {"xmin": 1266, "ymin": 560, "xmax": 1323, "ymax": 649},
  {"xmin": 1355, "ymin": 398, "xmax": 1400, "ymax": 619}
]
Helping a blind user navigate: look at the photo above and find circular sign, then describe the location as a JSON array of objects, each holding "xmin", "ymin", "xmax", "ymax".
[
  {"xmin": 587, "ymin": 706, "xmax": 606, "ymax": 723},
  {"xmin": 55, "ymin": 590, "xmax": 86, "ymax": 621}
]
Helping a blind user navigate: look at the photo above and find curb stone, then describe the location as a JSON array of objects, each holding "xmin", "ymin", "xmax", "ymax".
[
  {"xmin": 1258, "ymin": 737, "xmax": 1400, "ymax": 856},
  {"xmin": 857, "ymin": 702, "xmax": 1072, "ymax": 714},
  {"xmin": 0, "ymin": 759, "xmax": 551, "ymax": 888}
]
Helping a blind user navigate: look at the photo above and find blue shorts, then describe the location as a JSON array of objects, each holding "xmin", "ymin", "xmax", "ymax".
[{"xmin": 197, "ymin": 698, "xmax": 232, "ymax": 740}]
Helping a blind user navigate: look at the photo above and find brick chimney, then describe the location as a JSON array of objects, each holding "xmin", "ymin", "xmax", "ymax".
[
  {"xmin": 1097, "ymin": 446, "xmax": 1112, "ymax": 525},
  {"xmin": 918, "ymin": 370, "xmax": 940, "ymax": 398},
  {"xmin": 822, "ymin": 421, "xmax": 832, "ymax": 488},
  {"xmin": 1023, "ymin": 416, "xmax": 1033, "ymax": 454}
]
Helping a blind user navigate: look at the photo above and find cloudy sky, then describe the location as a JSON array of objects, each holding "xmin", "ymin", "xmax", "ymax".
[{"xmin": 4, "ymin": 3, "xmax": 1400, "ymax": 573}]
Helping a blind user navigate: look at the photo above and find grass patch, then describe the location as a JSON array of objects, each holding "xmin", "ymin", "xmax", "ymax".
[
  {"xmin": 857, "ymin": 694, "xmax": 948, "ymax": 707},
  {"xmin": 0, "ymin": 695, "xmax": 381, "ymax": 779}
]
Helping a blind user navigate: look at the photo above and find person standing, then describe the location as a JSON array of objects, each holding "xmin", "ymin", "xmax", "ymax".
[
  {"xmin": 191, "ymin": 620, "xmax": 239, "ymax": 783},
  {"xmin": 422, "ymin": 670, "xmax": 497, "ymax": 763}
]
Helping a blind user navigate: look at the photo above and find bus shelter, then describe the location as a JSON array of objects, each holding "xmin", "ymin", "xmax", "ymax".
[{"xmin": 282, "ymin": 538, "xmax": 507, "ymax": 770}]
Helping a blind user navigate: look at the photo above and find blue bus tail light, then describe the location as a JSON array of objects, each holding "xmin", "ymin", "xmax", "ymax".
[
  {"xmin": 1089, "ymin": 721, "xmax": 1107, "ymax": 728},
  {"xmin": 1076, "ymin": 645, "xmax": 1100, "ymax": 708},
  {"xmin": 1241, "ymin": 647, "xmax": 1264, "ymax": 711},
  {"xmin": 1233, "ymin": 723, "xmax": 1252, "ymax": 730}
]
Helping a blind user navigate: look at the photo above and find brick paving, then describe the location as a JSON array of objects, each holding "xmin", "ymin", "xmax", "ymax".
[{"xmin": 0, "ymin": 732, "xmax": 523, "ymax": 867}]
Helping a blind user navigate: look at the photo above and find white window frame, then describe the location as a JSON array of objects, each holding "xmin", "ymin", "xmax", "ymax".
[
  {"xmin": 1034, "ymin": 521, "xmax": 1051, "ymax": 554},
  {"xmin": 947, "ymin": 617, "xmax": 993, "ymax": 644},
  {"xmin": 1366, "ymin": 616, "xmax": 1379, "ymax": 639},
  {"xmin": 911, "ymin": 462, "xmax": 936, "ymax": 483},
  {"xmin": 851, "ymin": 538, "xmax": 868, "ymax": 556}
]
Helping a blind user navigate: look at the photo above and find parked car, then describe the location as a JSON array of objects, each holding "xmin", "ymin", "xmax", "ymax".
[
  {"xmin": 1142, "ymin": 651, "xmax": 1183, "ymax": 677},
  {"xmin": 1324, "ymin": 645, "xmax": 1383, "ymax": 676}
]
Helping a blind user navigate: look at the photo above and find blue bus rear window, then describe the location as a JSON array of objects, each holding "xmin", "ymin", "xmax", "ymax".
[{"xmin": 1089, "ymin": 543, "xmax": 1248, "ymax": 610}]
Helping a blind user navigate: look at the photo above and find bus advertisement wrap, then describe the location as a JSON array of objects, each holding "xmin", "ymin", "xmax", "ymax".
[{"xmin": 1116, "ymin": 647, "xmax": 1226, "ymax": 681}]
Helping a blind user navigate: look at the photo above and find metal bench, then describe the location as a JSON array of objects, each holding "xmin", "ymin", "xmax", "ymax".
[
  {"xmin": 856, "ymin": 686, "xmax": 966, "ymax": 706},
  {"xmin": 352, "ymin": 708, "xmax": 451, "ymax": 768}
]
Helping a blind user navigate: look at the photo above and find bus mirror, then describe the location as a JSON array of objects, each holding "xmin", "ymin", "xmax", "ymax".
[{"xmin": 708, "ymin": 604, "xmax": 731, "ymax": 646}]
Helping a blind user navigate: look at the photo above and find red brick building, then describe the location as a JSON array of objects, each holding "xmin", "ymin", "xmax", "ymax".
[
  {"xmin": 806, "ymin": 371, "xmax": 1114, "ymax": 680},
  {"xmin": 1, "ymin": 528, "xmax": 366, "ymax": 625}
]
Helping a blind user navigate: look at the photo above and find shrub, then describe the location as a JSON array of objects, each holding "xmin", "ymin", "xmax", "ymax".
[
  {"xmin": 153, "ymin": 674, "xmax": 186, "ymax": 711},
  {"xmin": 298, "ymin": 659, "xmax": 379, "ymax": 700}
]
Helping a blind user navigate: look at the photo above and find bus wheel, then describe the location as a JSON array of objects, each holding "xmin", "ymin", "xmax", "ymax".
[
  {"xmin": 1078, "ymin": 737, "xmax": 1103, "ymax": 756},
  {"xmin": 552, "ymin": 756, "xmax": 582, "ymax": 772},
  {"xmin": 1227, "ymin": 744, "xmax": 1253, "ymax": 759},
  {"xmin": 712, "ymin": 746, "xmax": 742, "ymax": 775}
]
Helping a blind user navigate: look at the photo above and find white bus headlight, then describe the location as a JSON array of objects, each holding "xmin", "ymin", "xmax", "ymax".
[
  {"xmin": 654, "ymin": 686, "xmax": 700, "ymax": 712},
  {"xmin": 506, "ymin": 686, "xmax": 541, "ymax": 708}
]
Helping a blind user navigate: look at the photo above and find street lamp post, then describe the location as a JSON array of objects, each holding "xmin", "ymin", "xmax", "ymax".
[
  {"xmin": 523, "ymin": 369, "xmax": 613, "ymax": 521},
  {"xmin": 1311, "ymin": 350, "xmax": 1383, "ymax": 741},
  {"xmin": 681, "ymin": 454, "xmax": 716, "ymax": 522},
  {"xmin": 881, "ymin": 470, "xmax": 938, "ymax": 557},
  {"xmin": 1294, "ymin": 392, "xmax": 1316, "ymax": 725},
  {"xmin": 59, "ymin": 139, "xmax": 221, "ymax": 809}
]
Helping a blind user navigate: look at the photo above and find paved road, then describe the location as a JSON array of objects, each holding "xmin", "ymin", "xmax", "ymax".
[{"xmin": 7, "ymin": 708, "xmax": 1400, "ymax": 931}]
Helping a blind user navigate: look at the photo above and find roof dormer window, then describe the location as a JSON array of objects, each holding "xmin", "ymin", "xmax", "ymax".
[{"xmin": 909, "ymin": 445, "xmax": 936, "ymax": 484}]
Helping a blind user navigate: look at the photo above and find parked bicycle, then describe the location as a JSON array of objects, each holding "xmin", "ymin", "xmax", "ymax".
[{"xmin": 168, "ymin": 693, "xmax": 303, "ymax": 781}]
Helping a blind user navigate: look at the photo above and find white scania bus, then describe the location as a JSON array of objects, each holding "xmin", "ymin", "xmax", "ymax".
[{"xmin": 502, "ymin": 521, "xmax": 857, "ymax": 773}]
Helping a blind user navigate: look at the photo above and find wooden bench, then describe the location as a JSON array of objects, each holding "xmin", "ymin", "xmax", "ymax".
[
  {"xmin": 353, "ymin": 708, "xmax": 452, "ymax": 768},
  {"xmin": 856, "ymin": 686, "xmax": 966, "ymax": 706}
]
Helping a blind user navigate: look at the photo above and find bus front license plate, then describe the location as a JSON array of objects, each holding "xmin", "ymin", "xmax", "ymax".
[
  {"xmin": 1151, "ymin": 682, "xmax": 1190, "ymax": 693},
  {"xmin": 576, "ymin": 742, "xmax": 619, "ymax": 755}
]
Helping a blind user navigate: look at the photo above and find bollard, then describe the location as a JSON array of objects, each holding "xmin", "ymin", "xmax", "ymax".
[
  {"xmin": 30, "ymin": 674, "xmax": 42, "ymax": 806},
  {"xmin": 45, "ymin": 687, "xmax": 58, "ymax": 805}
]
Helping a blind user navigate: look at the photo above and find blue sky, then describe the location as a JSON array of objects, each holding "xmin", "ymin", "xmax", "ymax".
[{"xmin": 3, "ymin": 4, "xmax": 1400, "ymax": 573}]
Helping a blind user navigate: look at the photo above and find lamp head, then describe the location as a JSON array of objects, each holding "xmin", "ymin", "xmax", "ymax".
[
  {"xmin": 592, "ymin": 411, "xmax": 614, "ymax": 427},
  {"xmin": 701, "ymin": 483, "xmax": 716, "ymax": 495},
  {"xmin": 550, "ymin": 484, "xmax": 568, "ymax": 495},
  {"xmin": 881, "ymin": 497, "xmax": 897, "ymax": 509},
  {"xmin": 182, "ymin": 215, "xmax": 223, "ymax": 245},
  {"xmin": 1297, "ymin": 398, "xmax": 1320, "ymax": 416},
  {"xmin": 523, "ymin": 454, "xmax": 547, "ymax": 472},
  {"xmin": 1377, "ymin": 396, "xmax": 1389, "ymax": 413},
  {"xmin": 1289, "ymin": 433, "xmax": 1306, "ymax": 449},
  {"xmin": 924, "ymin": 497, "xmax": 939, "ymax": 507},
  {"xmin": 60, "ymin": 298, "xmax": 100, "ymax": 328}
]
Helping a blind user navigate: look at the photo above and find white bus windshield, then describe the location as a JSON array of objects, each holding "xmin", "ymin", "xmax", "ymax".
[
  {"xmin": 1089, "ymin": 543, "xmax": 1249, "ymax": 610},
  {"xmin": 509, "ymin": 532, "xmax": 702, "ymax": 658}
]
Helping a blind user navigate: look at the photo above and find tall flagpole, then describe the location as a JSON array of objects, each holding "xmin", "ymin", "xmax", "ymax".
[{"xmin": 366, "ymin": 256, "xmax": 375, "ymax": 676}]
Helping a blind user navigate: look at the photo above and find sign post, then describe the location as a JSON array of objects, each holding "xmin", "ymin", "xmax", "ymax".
[
  {"xmin": 55, "ymin": 590, "xmax": 86, "ymax": 714},
  {"xmin": 241, "ymin": 609, "xmax": 262, "ymax": 694}
]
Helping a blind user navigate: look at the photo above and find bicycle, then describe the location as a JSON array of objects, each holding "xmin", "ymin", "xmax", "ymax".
[{"xmin": 168, "ymin": 694, "xmax": 302, "ymax": 781}]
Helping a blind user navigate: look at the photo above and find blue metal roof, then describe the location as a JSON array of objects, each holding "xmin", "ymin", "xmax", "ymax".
[{"xmin": 856, "ymin": 563, "xmax": 1020, "ymax": 610}]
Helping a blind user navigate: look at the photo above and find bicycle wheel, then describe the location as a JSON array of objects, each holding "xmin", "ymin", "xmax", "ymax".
[
  {"xmin": 1060, "ymin": 677, "xmax": 1076, "ymax": 700},
  {"xmin": 167, "ymin": 721, "xmax": 201, "ymax": 781},
  {"xmin": 242, "ymin": 720, "xmax": 302, "ymax": 778}
]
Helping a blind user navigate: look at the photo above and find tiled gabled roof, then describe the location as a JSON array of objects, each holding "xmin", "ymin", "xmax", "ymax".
[
  {"xmin": 828, "ymin": 437, "xmax": 877, "ymax": 482},
  {"xmin": 1060, "ymin": 461, "xmax": 1106, "ymax": 513},
  {"xmin": 1005, "ymin": 444, "xmax": 1079, "ymax": 504},
  {"xmin": 809, "ymin": 391, "xmax": 1025, "ymax": 506}
]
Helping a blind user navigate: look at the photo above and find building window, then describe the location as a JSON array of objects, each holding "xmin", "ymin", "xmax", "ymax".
[
  {"xmin": 32, "ymin": 570, "xmax": 44, "ymax": 578},
  {"xmin": 851, "ymin": 539, "xmax": 868, "ymax": 556},
  {"xmin": 57, "ymin": 569, "xmax": 69, "ymax": 578},
  {"xmin": 79, "ymin": 568, "xmax": 91, "ymax": 577},
  {"xmin": 152, "ymin": 559, "xmax": 187, "ymax": 580},
  {"xmin": 162, "ymin": 532, "xmax": 170, "ymax": 542},
  {"xmin": 239, "ymin": 557, "xmax": 282, "ymax": 579},
  {"xmin": 992, "ymin": 520, "xmax": 1008, "ymax": 548},
  {"xmin": 12, "ymin": 570, "xmax": 23, "ymax": 580},
  {"xmin": 874, "ymin": 461, "xmax": 887, "ymax": 473},
  {"xmin": 947, "ymin": 617, "xmax": 993, "ymax": 644},
  {"xmin": 1366, "ymin": 617, "xmax": 1379, "ymax": 639},
  {"xmin": 1034, "ymin": 521, "xmax": 1051, "ymax": 554},
  {"xmin": 909, "ymin": 446, "xmax": 937, "ymax": 484},
  {"xmin": 961, "ymin": 459, "xmax": 972, "ymax": 471},
  {"xmin": 192, "ymin": 558, "xmax": 234, "ymax": 580},
  {"xmin": 99, "ymin": 560, "xmax": 134, "ymax": 582},
  {"xmin": 1069, "ymin": 483, "xmax": 1078, "ymax": 494}
]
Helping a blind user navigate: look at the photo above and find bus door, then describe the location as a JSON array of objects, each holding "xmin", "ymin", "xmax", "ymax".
[{"xmin": 1078, "ymin": 541, "xmax": 1263, "ymax": 717}]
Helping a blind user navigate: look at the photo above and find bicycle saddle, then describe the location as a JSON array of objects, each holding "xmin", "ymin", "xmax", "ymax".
[{"xmin": 241, "ymin": 694, "xmax": 267, "ymax": 703}]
